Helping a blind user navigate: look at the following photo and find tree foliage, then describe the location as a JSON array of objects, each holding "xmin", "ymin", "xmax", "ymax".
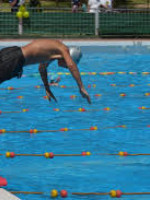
[{"xmin": 113, "ymin": 0, "xmax": 129, "ymax": 8}]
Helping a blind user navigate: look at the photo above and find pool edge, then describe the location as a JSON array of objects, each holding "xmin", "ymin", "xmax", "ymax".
[{"xmin": 0, "ymin": 38, "xmax": 150, "ymax": 46}]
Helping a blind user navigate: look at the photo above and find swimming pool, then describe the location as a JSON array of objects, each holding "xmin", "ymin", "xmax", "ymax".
[{"xmin": 1, "ymin": 40, "xmax": 150, "ymax": 200}]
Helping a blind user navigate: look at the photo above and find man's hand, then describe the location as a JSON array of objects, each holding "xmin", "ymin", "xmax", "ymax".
[
  {"xmin": 46, "ymin": 90, "xmax": 57, "ymax": 102},
  {"xmin": 39, "ymin": 63, "xmax": 57, "ymax": 103},
  {"xmin": 80, "ymin": 87, "xmax": 91, "ymax": 104}
]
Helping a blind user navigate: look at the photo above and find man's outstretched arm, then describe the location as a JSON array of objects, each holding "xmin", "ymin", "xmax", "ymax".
[
  {"xmin": 62, "ymin": 48, "xmax": 91, "ymax": 104},
  {"xmin": 39, "ymin": 63, "xmax": 57, "ymax": 102}
]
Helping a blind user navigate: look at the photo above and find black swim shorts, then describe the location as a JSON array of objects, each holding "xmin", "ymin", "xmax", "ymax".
[{"xmin": 0, "ymin": 46, "xmax": 25, "ymax": 84}]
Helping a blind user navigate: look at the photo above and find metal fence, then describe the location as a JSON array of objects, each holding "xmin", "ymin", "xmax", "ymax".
[
  {"xmin": 0, "ymin": 8, "xmax": 150, "ymax": 38},
  {"xmin": 99, "ymin": 9, "xmax": 150, "ymax": 37}
]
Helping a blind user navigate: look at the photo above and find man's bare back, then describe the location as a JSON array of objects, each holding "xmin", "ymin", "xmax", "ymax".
[{"xmin": 22, "ymin": 39, "xmax": 67, "ymax": 65}]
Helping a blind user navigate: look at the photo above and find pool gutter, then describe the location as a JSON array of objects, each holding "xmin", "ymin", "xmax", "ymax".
[
  {"xmin": 0, "ymin": 39, "xmax": 150, "ymax": 47},
  {"xmin": 0, "ymin": 188, "xmax": 20, "ymax": 200}
]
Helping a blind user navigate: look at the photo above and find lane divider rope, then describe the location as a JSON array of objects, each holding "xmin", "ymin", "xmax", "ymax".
[
  {"xmin": 2, "ymin": 124, "xmax": 150, "ymax": 134},
  {"xmin": 0, "ymin": 107, "xmax": 150, "ymax": 115},
  {"xmin": 22, "ymin": 71, "xmax": 150, "ymax": 77},
  {"xmin": 2, "ymin": 83, "xmax": 150, "ymax": 91},
  {"xmin": 110, "ymin": 83, "xmax": 150, "ymax": 87},
  {"xmin": 2, "ymin": 151, "xmax": 150, "ymax": 158},
  {"xmin": 1, "ymin": 93, "xmax": 150, "ymax": 101},
  {"xmin": 8, "ymin": 189, "xmax": 150, "ymax": 198},
  {"xmin": 0, "ymin": 109, "xmax": 29, "ymax": 115},
  {"xmin": 0, "ymin": 126, "xmax": 98, "ymax": 134}
]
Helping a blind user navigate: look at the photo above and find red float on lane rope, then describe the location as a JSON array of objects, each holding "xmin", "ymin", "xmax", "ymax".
[{"xmin": 0, "ymin": 177, "xmax": 7, "ymax": 187}]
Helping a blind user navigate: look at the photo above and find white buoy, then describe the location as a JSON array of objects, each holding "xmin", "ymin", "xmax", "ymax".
[{"xmin": 0, "ymin": 188, "xmax": 20, "ymax": 200}]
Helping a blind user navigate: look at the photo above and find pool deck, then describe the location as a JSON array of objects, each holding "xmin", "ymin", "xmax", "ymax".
[
  {"xmin": 0, "ymin": 38, "xmax": 150, "ymax": 46},
  {"xmin": 0, "ymin": 189, "xmax": 20, "ymax": 200}
]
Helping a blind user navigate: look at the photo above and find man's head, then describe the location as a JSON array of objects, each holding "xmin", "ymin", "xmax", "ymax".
[{"xmin": 58, "ymin": 46, "xmax": 82, "ymax": 68}]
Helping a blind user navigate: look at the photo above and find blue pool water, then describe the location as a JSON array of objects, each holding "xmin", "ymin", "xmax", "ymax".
[{"xmin": 1, "ymin": 43, "xmax": 150, "ymax": 199}]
